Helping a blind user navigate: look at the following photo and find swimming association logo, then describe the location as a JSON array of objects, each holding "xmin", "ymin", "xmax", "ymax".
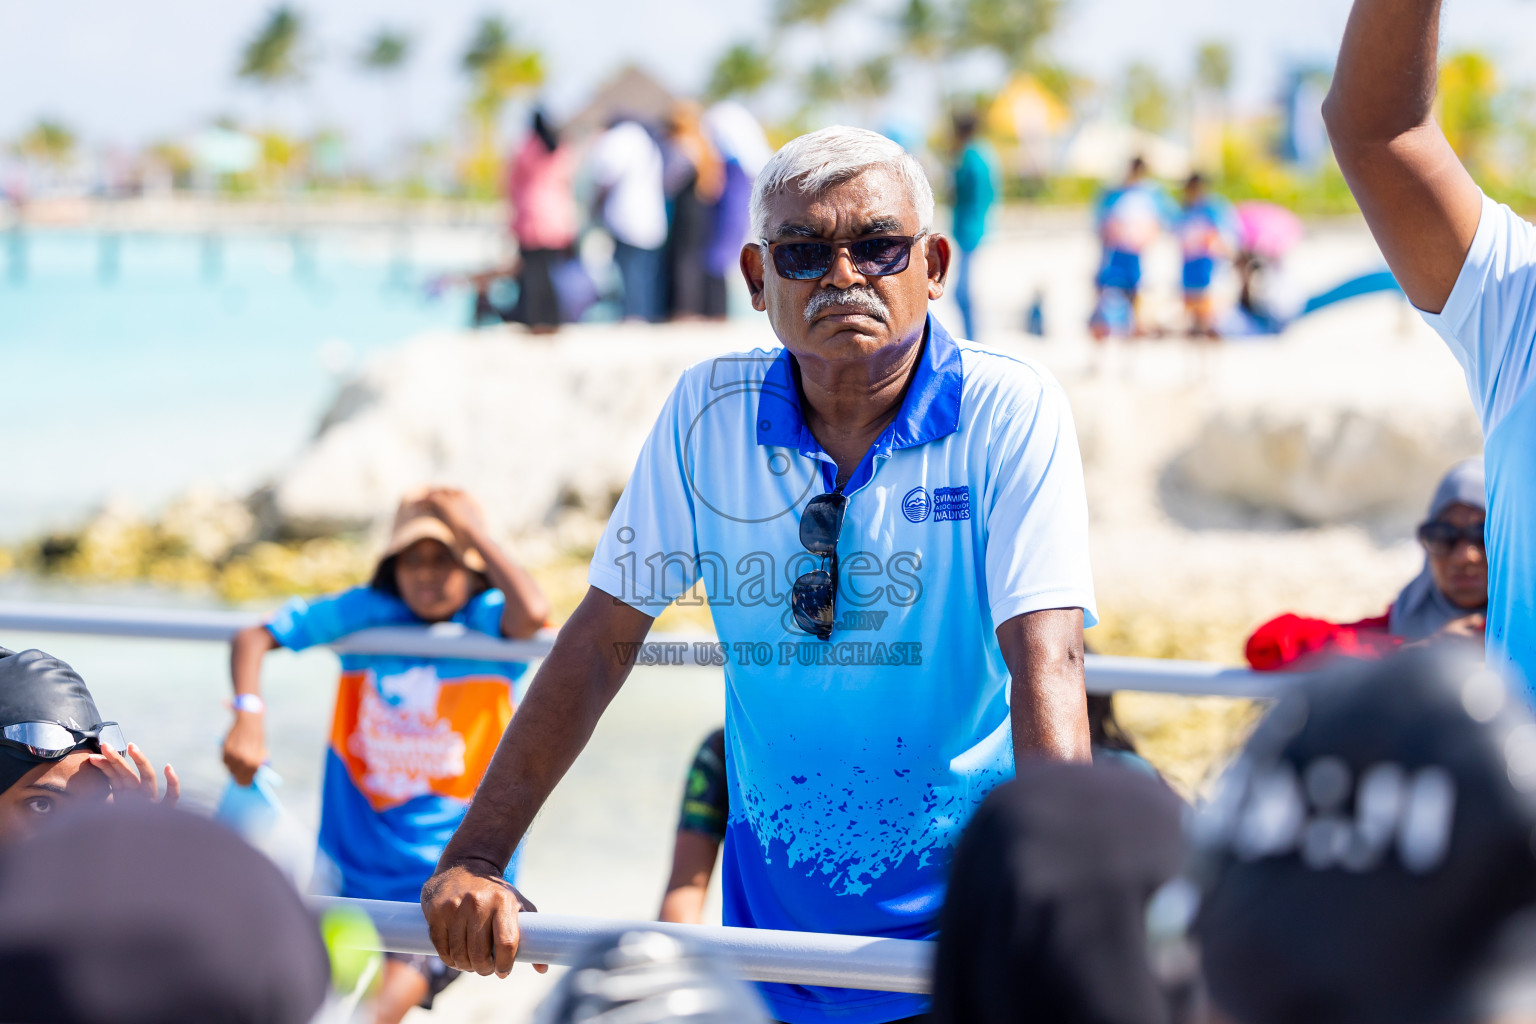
[{"xmin": 902, "ymin": 486, "xmax": 931, "ymax": 523}]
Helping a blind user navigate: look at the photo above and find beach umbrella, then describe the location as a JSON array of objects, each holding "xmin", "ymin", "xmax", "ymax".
[{"xmin": 1236, "ymin": 201, "xmax": 1304, "ymax": 260}]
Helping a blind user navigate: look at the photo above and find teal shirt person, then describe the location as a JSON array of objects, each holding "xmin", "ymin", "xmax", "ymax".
[{"xmin": 952, "ymin": 141, "xmax": 997, "ymax": 253}]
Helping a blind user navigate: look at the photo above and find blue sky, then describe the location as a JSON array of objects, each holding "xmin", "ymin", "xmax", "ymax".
[{"xmin": 4, "ymin": 0, "xmax": 1536, "ymax": 157}]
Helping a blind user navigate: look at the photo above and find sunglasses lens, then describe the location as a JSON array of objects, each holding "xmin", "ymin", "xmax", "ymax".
[
  {"xmin": 2, "ymin": 722, "xmax": 79, "ymax": 759},
  {"xmin": 96, "ymin": 723, "xmax": 127, "ymax": 755},
  {"xmin": 1419, "ymin": 521, "xmax": 1483, "ymax": 552},
  {"xmin": 773, "ymin": 243, "xmax": 832, "ymax": 280},
  {"xmin": 850, "ymin": 237, "xmax": 913, "ymax": 276},
  {"xmin": 800, "ymin": 494, "xmax": 847, "ymax": 554},
  {"xmin": 792, "ymin": 569, "xmax": 836, "ymax": 638}
]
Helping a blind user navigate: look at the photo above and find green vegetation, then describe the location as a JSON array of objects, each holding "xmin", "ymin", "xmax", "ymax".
[{"xmin": 460, "ymin": 15, "xmax": 545, "ymax": 197}]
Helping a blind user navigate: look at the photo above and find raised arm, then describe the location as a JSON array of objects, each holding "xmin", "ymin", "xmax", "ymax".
[
  {"xmin": 421, "ymin": 487, "xmax": 552, "ymax": 638},
  {"xmin": 421, "ymin": 586, "xmax": 652, "ymax": 976},
  {"xmin": 222, "ymin": 624, "xmax": 278, "ymax": 786},
  {"xmin": 1322, "ymin": 0, "xmax": 1483, "ymax": 312},
  {"xmin": 997, "ymin": 607, "xmax": 1090, "ymax": 763}
]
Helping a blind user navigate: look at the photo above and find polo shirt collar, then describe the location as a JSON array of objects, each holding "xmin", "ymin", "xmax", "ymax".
[{"xmin": 755, "ymin": 313, "xmax": 964, "ymax": 458}]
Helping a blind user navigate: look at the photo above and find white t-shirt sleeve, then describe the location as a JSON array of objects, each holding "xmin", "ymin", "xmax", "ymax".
[
  {"xmin": 1419, "ymin": 192, "xmax": 1536, "ymax": 435},
  {"xmin": 982, "ymin": 375, "xmax": 1098, "ymax": 628},
  {"xmin": 588, "ymin": 377, "xmax": 702, "ymax": 613}
]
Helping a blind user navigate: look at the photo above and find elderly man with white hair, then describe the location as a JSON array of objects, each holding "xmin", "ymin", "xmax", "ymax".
[{"xmin": 421, "ymin": 126, "xmax": 1097, "ymax": 1023}]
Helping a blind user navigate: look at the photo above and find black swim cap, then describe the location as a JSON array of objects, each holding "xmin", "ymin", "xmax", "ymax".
[{"xmin": 0, "ymin": 648, "xmax": 105, "ymax": 795}]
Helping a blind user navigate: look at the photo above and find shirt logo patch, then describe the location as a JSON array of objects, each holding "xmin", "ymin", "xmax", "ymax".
[
  {"xmin": 902, "ymin": 487, "xmax": 931, "ymax": 523},
  {"xmin": 933, "ymin": 486, "xmax": 973, "ymax": 522}
]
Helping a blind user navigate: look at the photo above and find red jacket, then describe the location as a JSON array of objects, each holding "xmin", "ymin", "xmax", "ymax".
[{"xmin": 1245, "ymin": 611, "xmax": 1402, "ymax": 671}]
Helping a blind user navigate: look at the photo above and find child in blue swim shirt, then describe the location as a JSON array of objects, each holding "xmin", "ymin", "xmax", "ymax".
[
  {"xmin": 1177, "ymin": 172, "xmax": 1236, "ymax": 338},
  {"xmin": 221, "ymin": 487, "xmax": 550, "ymax": 1023}
]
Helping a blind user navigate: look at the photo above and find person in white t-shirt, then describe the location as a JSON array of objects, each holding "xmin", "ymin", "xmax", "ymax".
[
  {"xmin": 588, "ymin": 118, "xmax": 669, "ymax": 323},
  {"xmin": 1324, "ymin": 0, "xmax": 1536, "ymax": 697}
]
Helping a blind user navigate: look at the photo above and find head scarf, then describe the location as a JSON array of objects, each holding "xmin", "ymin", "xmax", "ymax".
[
  {"xmin": 1389, "ymin": 457, "xmax": 1487, "ymax": 640},
  {"xmin": 0, "ymin": 647, "xmax": 106, "ymax": 795}
]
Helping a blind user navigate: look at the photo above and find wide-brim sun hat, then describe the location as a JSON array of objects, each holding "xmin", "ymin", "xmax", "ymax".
[{"xmin": 369, "ymin": 488, "xmax": 487, "ymax": 589}]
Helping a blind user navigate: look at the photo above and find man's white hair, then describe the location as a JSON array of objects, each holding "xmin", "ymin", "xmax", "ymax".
[{"xmin": 749, "ymin": 125, "xmax": 935, "ymax": 241}]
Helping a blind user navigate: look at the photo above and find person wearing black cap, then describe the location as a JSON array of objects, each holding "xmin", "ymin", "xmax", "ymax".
[
  {"xmin": 0, "ymin": 646, "xmax": 177, "ymax": 841},
  {"xmin": 1190, "ymin": 649, "xmax": 1536, "ymax": 1024},
  {"xmin": 930, "ymin": 761, "xmax": 1189, "ymax": 1024},
  {"xmin": 0, "ymin": 803, "xmax": 330, "ymax": 1024}
]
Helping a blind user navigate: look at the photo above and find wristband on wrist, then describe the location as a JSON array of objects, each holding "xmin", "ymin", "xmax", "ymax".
[{"xmin": 232, "ymin": 693, "xmax": 265, "ymax": 715}]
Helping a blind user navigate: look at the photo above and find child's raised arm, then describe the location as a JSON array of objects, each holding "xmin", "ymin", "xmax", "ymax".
[
  {"xmin": 423, "ymin": 487, "xmax": 552, "ymax": 639},
  {"xmin": 223, "ymin": 624, "xmax": 279, "ymax": 785}
]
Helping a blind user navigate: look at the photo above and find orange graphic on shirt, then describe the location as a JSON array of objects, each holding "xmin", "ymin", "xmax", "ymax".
[{"xmin": 329, "ymin": 668, "xmax": 515, "ymax": 811}]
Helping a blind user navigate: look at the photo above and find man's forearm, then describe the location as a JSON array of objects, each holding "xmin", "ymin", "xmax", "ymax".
[
  {"xmin": 1324, "ymin": 0, "xmax": 1441, "ymax": 141},
  {"xmin": 437, "ymin": 589, "xmax": 651, "ymax": 871},
  {"xmin": 998, "ymin": 608, "xmax": 1090, "ymax": 762},
  {"xmin": 439, "ymin": 642, "xmax": 624, "ymax": 870}
]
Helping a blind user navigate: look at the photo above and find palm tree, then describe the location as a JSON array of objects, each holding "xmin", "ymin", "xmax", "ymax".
[
  {"xmin": 847, "ymin": 56, "xmax": 895, "ymax": 124},
  {"xmin": 777, "ymin": 0, "xmax": 854, "ymax": 84},
  {"xmin": 1193, "ymin": 40, "xmax": 1233, "ymax": 165},
  {"xmin": 15, "ymin": 119, "xmax": 76, "ymax": 167},
  {"xmin": 237, "ymin": 5, "xmax": 309, "ymax": 183},
  {"xmin": 238, "ymin": 7, "xmax": 307, "ymax": 92},
  {"xmin": 707, "ymin": 43, "xmax": 774, "ymax": 102},
  {"xmin": 1124, "ymin": 62, "xmax": 1172, "ymax": 135},
  {"xmin": 953, "ymin": 0, "xmax": 1061, "ymax": 73},
  {"xmin": 359, "ymin": 28, "xmax": 413, "ymax": 176},
  {"xmin": 898, "ymin": 0, "xmax": 950, "ymax": 109},
  {"xmin": 460, "ymin": 15, "xmax": 544, "ymax": 196}
]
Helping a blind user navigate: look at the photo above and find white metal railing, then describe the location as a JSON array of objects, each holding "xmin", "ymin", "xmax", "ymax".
[
  {"xmin": 308, "ymin": 896, "xmax": 933, "ymax": 993},
  {"xmin": 0, "ymin": 597, "xmax": 1289, "ymax": 993},
  {"xmin": 0, "ymin": 599, "xmax": 1295, "ymax": 698}
]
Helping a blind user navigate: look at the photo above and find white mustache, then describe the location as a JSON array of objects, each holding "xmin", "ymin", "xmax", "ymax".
[{"xmin": 803, "ymin": 287, "xmax": 890, "ymax": 325}]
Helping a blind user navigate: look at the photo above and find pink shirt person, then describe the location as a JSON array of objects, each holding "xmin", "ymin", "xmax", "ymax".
[{"xmin": 507, "ymin": 133, "xmax": 577, "ymax": 252}]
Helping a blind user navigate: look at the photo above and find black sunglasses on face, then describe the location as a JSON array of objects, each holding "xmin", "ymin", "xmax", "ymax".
[
  {"xmin": 761, "ymin": 232, "xmax": 928, "ymax": 281},
  {"xmin": 792, "ymin": 492, "xmax": 848, "ymax": 640},
  {"xmin": 1417, "ymin": 519, "xmax": 1485, "ymax": 555}
]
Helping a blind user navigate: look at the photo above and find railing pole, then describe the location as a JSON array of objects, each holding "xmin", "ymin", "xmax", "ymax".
[{"xmin": 307, "ymin": 896, "xmax": 934, "ymax": 994}]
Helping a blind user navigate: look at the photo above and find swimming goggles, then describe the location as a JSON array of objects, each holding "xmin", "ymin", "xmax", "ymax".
[
  {"xmin": 760, "ymin": 232, "xmax": 928, "ymax": 281},
  {"xmin": 791, "ymin": 490, "xmax": 848, "ymax": 640},
  {"xmin": 0, "ymin": 721, "xmax": 126, "ymax": 760}
]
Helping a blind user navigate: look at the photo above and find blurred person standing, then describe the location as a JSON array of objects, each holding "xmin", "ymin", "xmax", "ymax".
[
  {"xmin": 1246, "ymin": 458, "xmax": 1487, "ymax": 671},
  {"xmin": 949, "ymin": 112, "xmax": 998, "ymax": 342},
  {"xmin": 664, "ymin": 102, "xmax": 725, "ymax": 320},
  {"xmin": 220, "ymin": 487, "xmax": 549, "ymax": 1024},
  {"xmin": 702, "ymin": 102, "xmax": 773, "ymax": 320},
  {"xmin": 589, "ymin": 118, "xmax": 669, "ymax": 323},
  {"xmin": 657, "ymin": 728, "xmax": 728, "ymax": 925},
  {"xmin": 1176, "ymin": 173, "xmax": 1234, "ymax": 339},
  {"xmin": 1325, "ymin": 0, "xmax": 1536, "ymax": 695},
  {"xmin": 507, "ymin": 110, "xmax": 579, "ymax": 335},
  {"xmin": 1090, "ymin": 157, "xmax": 1168, "ymax": 340}
]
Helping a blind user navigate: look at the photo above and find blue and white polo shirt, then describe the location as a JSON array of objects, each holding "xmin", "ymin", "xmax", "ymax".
[{"xmin": 588, "ymin": 314, "xmax": 1096, "ymax": 1024}]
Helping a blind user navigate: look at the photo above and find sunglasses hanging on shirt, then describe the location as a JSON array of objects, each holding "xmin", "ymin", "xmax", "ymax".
[{"xmin": 792, "ymin": 491, "xmax": 848, "ymax": 640}]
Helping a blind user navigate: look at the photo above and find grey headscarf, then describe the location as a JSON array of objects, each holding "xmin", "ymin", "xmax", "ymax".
[{"xmin": 1388, "ymin": 457, "xmax": 1487, "ymax": 640}]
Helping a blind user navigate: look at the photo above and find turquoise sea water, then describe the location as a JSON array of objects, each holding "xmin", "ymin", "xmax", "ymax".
[{"xmin": 0, "ymin": 226, "xmax": 495, "ymax": 540}]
